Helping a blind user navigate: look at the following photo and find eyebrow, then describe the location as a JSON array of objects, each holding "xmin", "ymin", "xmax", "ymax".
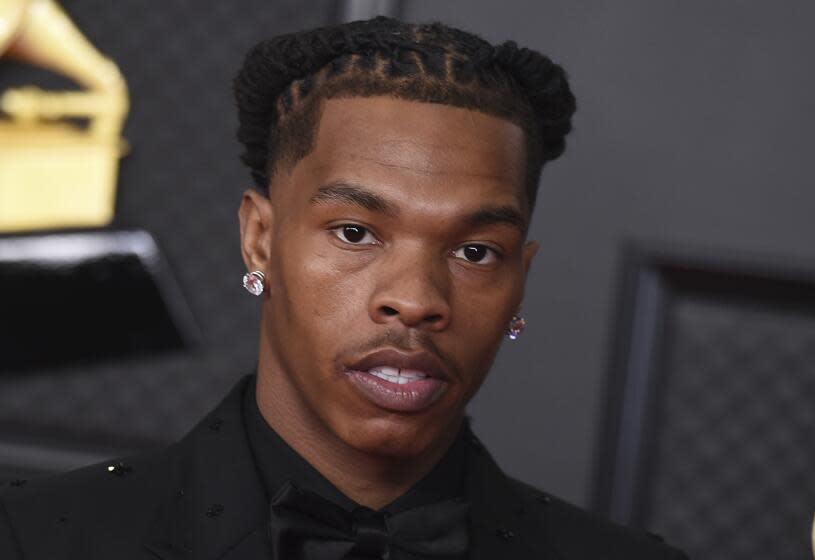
[
  {"xmin": 310, "ymin": 182, "xmax": 397, "ymax": 216},
  {"xmin": 310, "ymin": 181, "xmax": 527, "ymax": 232},
  {"xmin": 465, "ymin": 206, "xmax": 528, "ymax": 233}
]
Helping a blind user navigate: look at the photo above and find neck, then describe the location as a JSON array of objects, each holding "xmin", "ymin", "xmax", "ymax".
[{"xmin": 254, "ymin": 342, "xmax": 460, "ymax": 510}]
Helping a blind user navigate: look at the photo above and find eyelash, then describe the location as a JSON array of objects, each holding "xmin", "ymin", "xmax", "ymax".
[
  {"xmin": 329, "ymin": 224, "xmax": 501, "ymax": 265},
  {"xmin": 330, "ymin": 224, "xmax": 379, "ymax": 245}
]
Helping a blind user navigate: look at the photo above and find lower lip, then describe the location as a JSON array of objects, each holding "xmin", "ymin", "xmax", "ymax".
[{"xmin": 345, "ymin": 370, "xmax": 447, "ymax": 413}]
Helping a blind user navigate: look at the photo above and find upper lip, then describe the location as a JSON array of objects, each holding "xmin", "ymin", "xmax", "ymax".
[{"xmin": 345, "ymin": 348, "xmax": 451, "ymax": 381}]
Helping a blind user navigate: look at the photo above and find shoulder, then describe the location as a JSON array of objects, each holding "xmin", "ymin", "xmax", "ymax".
[
  {"xmin": 0, "ymin": 444, "xmax": 175, "ymax": 559},
  {"xmin": 507, "ymin": 478, "xmax": 688, "ymax": 559},
  {"xmin": 0, "ymin": 376, "xmax": 250, "ymax": 559}
]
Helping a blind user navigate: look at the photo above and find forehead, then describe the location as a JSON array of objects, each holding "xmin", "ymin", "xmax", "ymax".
[{"xmin": 293, "ymin": 96, "xmax": 527, "ymax": 208}]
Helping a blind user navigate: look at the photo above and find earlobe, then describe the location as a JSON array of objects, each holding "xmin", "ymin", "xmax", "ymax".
[{"xmin": 238, "ymin": 188, "xmax": 275, "ymax": 275}]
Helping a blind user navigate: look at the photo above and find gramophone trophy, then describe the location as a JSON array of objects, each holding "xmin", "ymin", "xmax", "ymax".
[
  {"xmin": 0, "ymin": 0, "xmax": 197, "ymax": 371},
  {"xmin": 0, "ymin": 0, "xmax": 128, "ymax": 232}
]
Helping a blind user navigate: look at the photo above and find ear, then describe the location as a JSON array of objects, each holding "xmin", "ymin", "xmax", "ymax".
[
  {"xmin": 238, "ymin": 189, "xmax": 275, "ymax": 278},
  {"xmin": 521, "ymin": 239, "xmax": 540, "ymax": 276}
]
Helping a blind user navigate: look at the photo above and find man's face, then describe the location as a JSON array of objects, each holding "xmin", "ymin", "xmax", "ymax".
[{"xmin": 254, "ymin": 96, "xmax": 537, "ymax": 459}]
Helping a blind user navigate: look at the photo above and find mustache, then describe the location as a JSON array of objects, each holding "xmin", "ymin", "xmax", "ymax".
[{"xmin": 338, "ymin": 330, "xmax": 457, "ymax": 375}]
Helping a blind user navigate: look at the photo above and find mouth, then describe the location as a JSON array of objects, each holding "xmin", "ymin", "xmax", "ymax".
[
  {"xmin": 343, "ymin": 348, "xmax": 450, "ymax": 413},
  {"xmin": 366, "ymin": 366, "xmax": 429, "ymax": 385}
]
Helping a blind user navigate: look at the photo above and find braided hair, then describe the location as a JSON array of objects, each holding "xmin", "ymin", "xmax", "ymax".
[{"xmin": 234, "ymin": 16, "xmax": 575, "ymax": 209}]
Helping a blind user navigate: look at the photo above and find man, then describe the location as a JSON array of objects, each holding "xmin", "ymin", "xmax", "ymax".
[{"xmin": 0, "ymin": 16, "xmax": 686, "ymax": 559}]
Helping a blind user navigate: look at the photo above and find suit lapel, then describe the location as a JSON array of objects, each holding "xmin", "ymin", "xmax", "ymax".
[
  {"xmin": 465, "ymin": 433, "xmax": 550, "ymax": 560},
  {"xmin": 141, "ymin": 378, "xmax": 551, "ymax": 560},
  {"xmin": 143, "ymin": 375, "xmax": 270, "ymax": 560}
]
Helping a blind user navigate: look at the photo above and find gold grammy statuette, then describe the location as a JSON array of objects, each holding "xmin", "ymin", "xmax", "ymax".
[
  {"xmin": 0, "ymin": 1, "xmax": 198, "ymax": 379},
  {"xmin": 0, "ymin": 0, "xmax": 129, "ymax": 232}
]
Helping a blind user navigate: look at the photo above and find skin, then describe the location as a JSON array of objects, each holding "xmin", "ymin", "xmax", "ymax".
[{"xmin": 239, "ymin": 96, "xmax": 539, "ymax": 509}]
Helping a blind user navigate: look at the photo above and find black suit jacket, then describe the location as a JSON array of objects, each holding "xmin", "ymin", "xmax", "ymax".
[{"xmin": 0, "ymin": 376, "xmax": 686, "ymax": 559}]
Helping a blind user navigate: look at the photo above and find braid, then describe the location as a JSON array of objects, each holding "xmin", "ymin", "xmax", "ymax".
[{"xmin": 234, "ymin": 16, "xmax": 576, "ymax": 207}]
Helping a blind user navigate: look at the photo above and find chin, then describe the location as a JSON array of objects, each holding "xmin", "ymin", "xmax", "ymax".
[{"xmin": 336, "ymin": 409, "xmax": 459, "ymax": 460}]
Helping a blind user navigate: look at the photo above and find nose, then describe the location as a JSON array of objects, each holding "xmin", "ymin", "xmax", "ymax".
[{"xmin": 368, "ymin": 249, "xmax": 451, "ymax": 332}]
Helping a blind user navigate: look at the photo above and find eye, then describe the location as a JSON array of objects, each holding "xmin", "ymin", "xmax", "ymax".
[
  {"xmin": 453, "ymin": 244, "xmax": 499, "ymax": 265},
  {"xmin": 331, "ymin": 224, "xmax": 378, "ymax": 245}
]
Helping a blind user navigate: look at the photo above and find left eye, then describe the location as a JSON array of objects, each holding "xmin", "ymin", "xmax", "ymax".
[
  {"xmin": 453, "ymin": 244, "xmax": 498, "ymax": 264},
  {"xmin": 331, "ymin": 224, "xmax": 378, "ymax": 245}
]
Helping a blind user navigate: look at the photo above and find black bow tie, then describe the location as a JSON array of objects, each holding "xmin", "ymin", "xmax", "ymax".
[{"xmin": 267, "ymin": 481, "xmax": 470, "ymax": 560}]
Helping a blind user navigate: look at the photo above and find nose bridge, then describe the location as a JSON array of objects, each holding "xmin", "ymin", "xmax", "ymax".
[{"xmin": 370, "ymin": 242, "xmax": 450, "ymax": 328}]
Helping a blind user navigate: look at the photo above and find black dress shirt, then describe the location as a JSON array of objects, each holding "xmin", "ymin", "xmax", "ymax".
[{"xmin": 242, "ymin": 377, "xmax": 469, "ymax": 519}]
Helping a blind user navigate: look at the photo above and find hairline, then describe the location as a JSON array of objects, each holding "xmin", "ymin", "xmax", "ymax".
[{"xmin": 267, "ymin": 91, "xmax": 539, "ymax": 213}]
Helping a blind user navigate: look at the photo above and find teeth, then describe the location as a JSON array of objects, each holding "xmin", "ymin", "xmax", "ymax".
[
  {"xmin": 368, "ymin": 366, "xmax": 428, "ymax": 384},
  {"xmin": 369, "ymin": 366, "xmax": 400, "ymax": 377},
  {"xmin": 397, "ymin": 368, "xmax": 428, "ymax": 380}
]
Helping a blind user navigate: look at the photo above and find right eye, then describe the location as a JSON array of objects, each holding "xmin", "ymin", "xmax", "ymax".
[{"xmin": 330, "ymin": 224, "xmax": 378, "ymax": 245}]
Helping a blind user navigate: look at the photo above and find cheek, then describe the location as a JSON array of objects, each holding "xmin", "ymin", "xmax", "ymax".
[
  {"xmin": 444, "ymin": 266, "xmax": 524, "ymax": 382},
  {"xmin": 276, "ymin": 232, "xmax": 371, "ymax": 327},
  {"xmin": 451, "ymin": 265, "xmax": 522, "ymax": 331}
]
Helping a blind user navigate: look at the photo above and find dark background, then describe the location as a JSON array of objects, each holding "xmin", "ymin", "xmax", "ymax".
[{"xmin": 2, "ymin": 2, "xmax": 814, "ymax": 559}]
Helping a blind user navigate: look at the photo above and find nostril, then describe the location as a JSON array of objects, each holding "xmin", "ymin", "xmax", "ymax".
[
  {"xmin": 381, "ymin": 306, "xmax": 398, "ymax": 316},
  {"xmin": 426, "ymin": 314, "xmax": 444, "ymax": 324}
]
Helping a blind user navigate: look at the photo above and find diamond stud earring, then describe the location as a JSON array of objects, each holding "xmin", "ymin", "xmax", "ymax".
[
  {"xmin": 506, "ymin": 315, "xmax": 526, "ymax": 340},
  {"xmin": 242, "ymin": 270, "xmax": 265, "ymax": 296}
]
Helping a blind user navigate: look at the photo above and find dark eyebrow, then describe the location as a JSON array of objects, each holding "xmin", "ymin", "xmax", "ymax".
[
  {"xmin": 465, "ymin": 206, "xmax": 528, "ymax": 233},
  {"xmin": 310, "ymin": 182, "xmax": 397, "ymax": 216},
  {"xmin": 311, "ymin": 182, "xmax": 526, "ymax": 231}
]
